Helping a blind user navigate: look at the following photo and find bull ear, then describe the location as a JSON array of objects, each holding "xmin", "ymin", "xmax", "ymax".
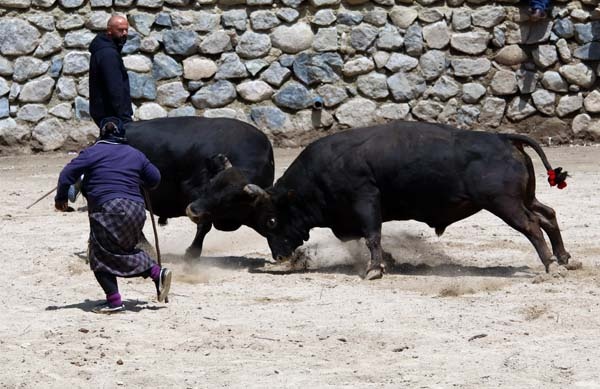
[
  {"xmin": 243, "ymin": 184, "xmax": 269, "ymax": 199},
  {"xmin": 207, "ymin": 154, "xmax": 233, "ymax": 175}
]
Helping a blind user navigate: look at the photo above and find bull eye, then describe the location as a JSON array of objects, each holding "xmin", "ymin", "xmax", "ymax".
[{"xmin": 267, "ymin": 217, "xmax": 277, "ymax": 229}]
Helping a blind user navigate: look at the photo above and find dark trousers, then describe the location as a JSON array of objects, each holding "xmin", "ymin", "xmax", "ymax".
[{"xmin": 94, "ymin": 269, "xmax": 152, "ymax": 296}]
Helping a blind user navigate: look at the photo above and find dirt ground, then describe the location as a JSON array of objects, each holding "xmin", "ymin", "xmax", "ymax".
[{"xmin": 1, "ymin": 144, "xmax": 599, "ymax": 388}]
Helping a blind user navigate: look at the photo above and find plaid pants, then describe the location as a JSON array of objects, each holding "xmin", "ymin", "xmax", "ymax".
[{"xmin": 88, "ymin": 198, "xmax": 156, "ymax": 276}]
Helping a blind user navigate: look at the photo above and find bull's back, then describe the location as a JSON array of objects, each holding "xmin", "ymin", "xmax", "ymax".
[
  {"xmin": 283, "ymin": 121, "xmax": 517, "ymax": 222},
  {"xmin": 127, "ymin": 117, "xmax": 274, "ymax": 184}
]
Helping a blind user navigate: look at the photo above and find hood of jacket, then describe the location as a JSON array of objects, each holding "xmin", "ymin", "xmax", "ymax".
[{"xmin": 89, "ymin": 33, "xmax": 120, "ymax": 55}]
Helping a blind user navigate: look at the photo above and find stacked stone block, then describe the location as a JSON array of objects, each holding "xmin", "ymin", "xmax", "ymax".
[{"xmin": 0, "ymin": 0, "xmax": 599, "ymax": 152}]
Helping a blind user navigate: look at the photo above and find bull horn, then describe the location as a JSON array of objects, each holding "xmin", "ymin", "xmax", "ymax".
[
  {"xmin": 218, "ymin": 154, "xmax": 233, "ymax": 170},
  {"xmin": 244, "ymin": 184, "xmax": 268, "ymax": 198}
]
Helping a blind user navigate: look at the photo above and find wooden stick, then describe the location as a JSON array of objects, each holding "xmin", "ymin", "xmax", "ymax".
[{"xmin": 25, "ymin": 186, "xmax": 57, "ymax": 209}]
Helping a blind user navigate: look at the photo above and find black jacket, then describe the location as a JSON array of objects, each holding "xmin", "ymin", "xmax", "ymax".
[{"xmin": 88, "ymin": 33, "xmax": 133, "ymax": 127}]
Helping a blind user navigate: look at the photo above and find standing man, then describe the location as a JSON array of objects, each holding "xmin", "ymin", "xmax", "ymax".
[
  {"xmin": 55, "ymin": 118, "xmax": 172, "ymax": 314},
  {"xmin": 89, "ymin": 15, "xmax": 133, "ymax": 128}
]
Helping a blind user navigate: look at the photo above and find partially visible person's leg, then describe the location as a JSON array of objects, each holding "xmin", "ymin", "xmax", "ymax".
[
  {"xmin": 92, "ymin": 271, "xmax": 125, "ymax": 314},
  {"xmin": 128, "ymin": 264, "xmax": 172, "ymax": 303}
]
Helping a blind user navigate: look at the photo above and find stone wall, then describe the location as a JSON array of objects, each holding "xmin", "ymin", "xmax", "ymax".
[{"xmin": 0, "ymin": 0, "xmax": 599, "ymax": 152}]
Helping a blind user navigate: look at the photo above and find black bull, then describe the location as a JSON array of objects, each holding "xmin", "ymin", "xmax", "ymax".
[
  {"xmin": 126, "ymin": 116, "xmax": 274, "ymax": 257},
  {"xmin": 245, "ymin": 121, "xmax": 570, "ymax": 280}
]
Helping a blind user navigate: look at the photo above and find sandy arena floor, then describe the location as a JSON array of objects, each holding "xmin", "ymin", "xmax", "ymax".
[{"xmin": 1, "ymin": 145, "xmax": 599, "ymax": 388}]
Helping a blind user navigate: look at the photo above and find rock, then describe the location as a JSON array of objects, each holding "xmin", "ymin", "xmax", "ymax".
[
  {"xmin": 385, "ymin": 53, "xmax": 418, "ymax": 73},
  {"xmin": 573, "ymin": 42, "xmax": 600, "ymax": 61},
  {"xmin": 0, "ymin": 98, "xmax": 8, "ymax": 118},
  {"xmin": 199, "ymin": 31, "xmax": 232, "ymax": 55},
  {"xmin": 506, "ymin": 97, "xmax": 536, "ymax": 121},
  {"xmin": 56, "ymin": 15, "xmax": 85, "ymax": 30},
  {"xmin": 450, "ymin": 58, "xmax": 491, "ymax": 77},
  {"xmin": 130, "ymin": 13, "xmax": 155, "ymax": 36},
  {"xmin": 157, "ymin": 81, "xmax": 189, "ymax": 107},
  {"xmin": 168, "ymin": 106, "xmax": 196, "ymax": 117},
  {"xmin": 250, "ymin": 106, "xmax": 289, "ymax": 132},
  {"xmin": 472, "ymin": 6, "xmax": 506, "ymax": 28},
  {"xmin": 532, "ymin": 89, "xmax": 556, "ymax": 115},
  {"xmin": 260, "ymin": 62, "xmax": 291, "ymax": 87},
  {"xmin": 542, "ymin": 71, "xmax": 569, "ymax": 92},
  {"xmin": 357, "ymin": 72, "xmax": 388, "ymax": 99},
  {"xmin": 136, "ymin": 102, "xmax": 167, "ymax": 120},
  {"xmin": 556, "ymin": 94, "xmax": 583, "ymax": 117},
  {"xmin": 427, "ymin": 75, "xmax": 460, "ymax": 101},
  {"xmin": 412, "ymin": 100, "xmax": 444, "ymax": 121},
  {"xmin": 419, "ymin": 50, "xmax": 446, "ymax": 81},
  {"xmin": 64, "ymin": 30, "xmax": 96, "ymax": 49},
  {"xmin": 277, "ymin": 8, "xmax": 299, "ymax": 23},
  {"xmin": 86, "ymin": 11, "xmax": 111, "ymax": 31},
  {"xmin": 58, "ymin": 0, "xmax": 84, "ymax": 7},
  {"xmin": 63, "ymin": 52, "xmax": 90, "ymax": 75},
  {"xmin": 389, "ymin": 6, "xmax": 418, "ymax": 29},
  {"xmin": 27, "ymin": 15, "xmax": 55, "ymax": 31},
  {"xmin": 450, "ymin": 31, "xmax": 491, "ymax": 55},
  {"xmin": 0, "ymin": 117, "xmax": 29, "ymax": 145},
  {"xmin": 49, "ymin": 102, "xmax": 73, "ymax": 120},
  {"xmin": 271, "ymin": 23, "xmax": 314, "ymax": 54},
  {"xmin": 422, "ymin": 21, "xmax": 450, "ymax": 49},
  {"xmin": 0, "ymin": 56, "xmax": 14, "ymax": 77},
  {"xmin": 494, "ymin": 45, "xmax": 529, "ymax": 65},
  {"xmin": 293, "ymin": 52, "xmax": 342, "ymax": 86},
  {"xmin": 0, "ymin": 78, "xmax": 9, "ymax": 97},
  {"xmin": 123, "ymin": 55, "xmax": 153, "ymax": 73},
  {"xmin": 273, "ymin": 81, "xmax": 312, "ymax": 110},
  {"xmin": 452, "ymin": 9, "xmax": 471, "ymax": 31},
  {"xmin": 583, "ymin": 90, "xmax": 600, "ymax": 113},
  {"xmin": 74, "ymin": 96, "xmax": 91, "ymax": 120},
  {"xmin": 572, "ymin": 113, "xmax": 591, "ymax": 135},
  {"xmin": 376, "ymin": 25, "xmax": 404, "ymax": 51},
  {"xmin": 191, "ymin": 80, "xmax": 236, "ymax": 108},
  {"xmin": 57, "ymin": 77, "xmax": 78, "ymax": 100},
  {"xmin": 32, "ymin": 118, "xmax": 65, "ymax": 151},
  {"xmin": 559, "ymin": 63, "xmax": 596, "ymax": 88},
  {"xmin": 375, "ymin": 103, "xmax": 410, "ymax": 122},
  {"xmin": 162, "ymin": 30, "xmax": 198, "ymax": 56},
  {"xmin": 19, "ymin": 77, "xmax": 55, "ymax": 103},
  {"xmin": 0, "ymin": 18, "xmax": 41, "ymax": 56},
  {"xmin": 183, "ymin": 56, "xmax": 217, "ymax": 80},
  {"xmin": 128, "ymin": 72, "xmax": 156, "ymax": 99},
  {"xmin": 222, "ymin": 9, "xmax": 248, "ymax": 31},
  {"xmin": 236, "ymin": 80, "xmax": 273, "ymax": 102},
  {"xmin": 215, "ymin": 53, "xmax": 248, "ymax": 80},
  {"xmin": 34, "ymin": 33, "xmax": 63, "ymax": 58},
  {"xmin": 250, "ymin": 10, "xmax": 280, "ymax": 30},
  {"xmin": 479, "ymin": 97, "xmax": 505, "ymax": 127},
  {"xmin": 316, "ymin": 84, "xmax": 348, "ymax": 107},
  {"xmin": 17, "ymin": 104, "xmax": 47, "ymax": 122},
  {"xmin": 13, "ymin": 57, "xmax": 50, "ymax": 83},
  {"xmin": 532, "ymin": 45, "xmax": 558, "ymax": 68},
  {"xmin": 312, "ymin": 9, "xmax": 336, "ymax": 26},
  {"xmin": 490, "ymin": 70, "xmax": 518, "ymax": 95},
  {"xmin": 462, "ymin": 83, "xmax": 486, "ymax": 103},
  {"xmin": 342, "ymin": 56, "xmax": 374, "ymax": 77},
  {"xmin": 387, "ymin": 72, "xmax": 426, "ymax": 101},
  {"xmin": 350, "ymin": 23, "xmax": 379, "ymax": 51},
  {"xmin": 202, "ymin": 108, "xmax": 246, "ymax": 121},
  {"xmin": 335, "ymin": 97, "xmax": 376, "ymax": 128},
  {"xmin": 244, "ymin": 59, "xmax": 269, "ymax": 77},
  {"xmin": 404, "ymin": 24, "xmax": 424, "ymax": 56},
  {"xmin": 152, "ymin": 53, "xmax": 183, "ymax": 80},
  {"xmin": 313, "ymin": 27, "xmax": 339, "ymax": 52},
  {"xmin": 236, "ymin": 31, "xmax": 272, "ymax": 59}
]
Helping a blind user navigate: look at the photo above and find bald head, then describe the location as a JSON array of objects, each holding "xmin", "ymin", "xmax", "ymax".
[{"xmin": 107, "ymin": 15, "xmax": 129, "ymax": 44}]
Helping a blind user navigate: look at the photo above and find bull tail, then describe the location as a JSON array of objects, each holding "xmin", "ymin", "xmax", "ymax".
[{"xmin": 503, "ymin": 134, "xmax": 568, "ymax": 189}]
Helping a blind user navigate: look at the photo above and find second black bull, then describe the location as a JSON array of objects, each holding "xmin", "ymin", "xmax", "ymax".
[
  {"xmin": 126, "ymin": 116, "xmax": 274, "ymax": 257},
  {"xmin": 243, "ymin": 121, "xmax": 571, "ymax": 280}
]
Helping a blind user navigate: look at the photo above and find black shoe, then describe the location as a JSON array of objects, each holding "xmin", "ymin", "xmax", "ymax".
[
  {"xmin": 92, "ymin": 302, "xmax": 125, "ymax": 314},
  {"xmin": 155, "ymin": 268, "xmax": 172, "ymax": 303}
]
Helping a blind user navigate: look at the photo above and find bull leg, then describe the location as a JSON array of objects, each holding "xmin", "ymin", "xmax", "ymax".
[
  {"xmin": 185, "ymin": 222, "xmax": 213, "ymax": 258},
  {"xmin": 530, "ymin": 198, "xmax": 571, "ymax": 265},
  {"xmin": 365, "ymin": 233, "xmax": 385, "ymax": 280},
  {"xmin": 488, "ymin": 199, "xmax": 555, "ymax": 272},
  {"xmin": 353, "ymin": 193, "xmax": 386, "ymax": 280}
]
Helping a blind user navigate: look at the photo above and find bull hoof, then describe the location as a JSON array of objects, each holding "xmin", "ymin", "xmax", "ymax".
[
  {"xmin": 365, "ymin": 264, "xmax": 385, "ymax": 281},
  {"xmin": 557, "ymin": 252, "xmax": 571, "ymax": 265},
  {"xmin": 184, "ymin": 247, "xmax": 202, "ymax": 259}
]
